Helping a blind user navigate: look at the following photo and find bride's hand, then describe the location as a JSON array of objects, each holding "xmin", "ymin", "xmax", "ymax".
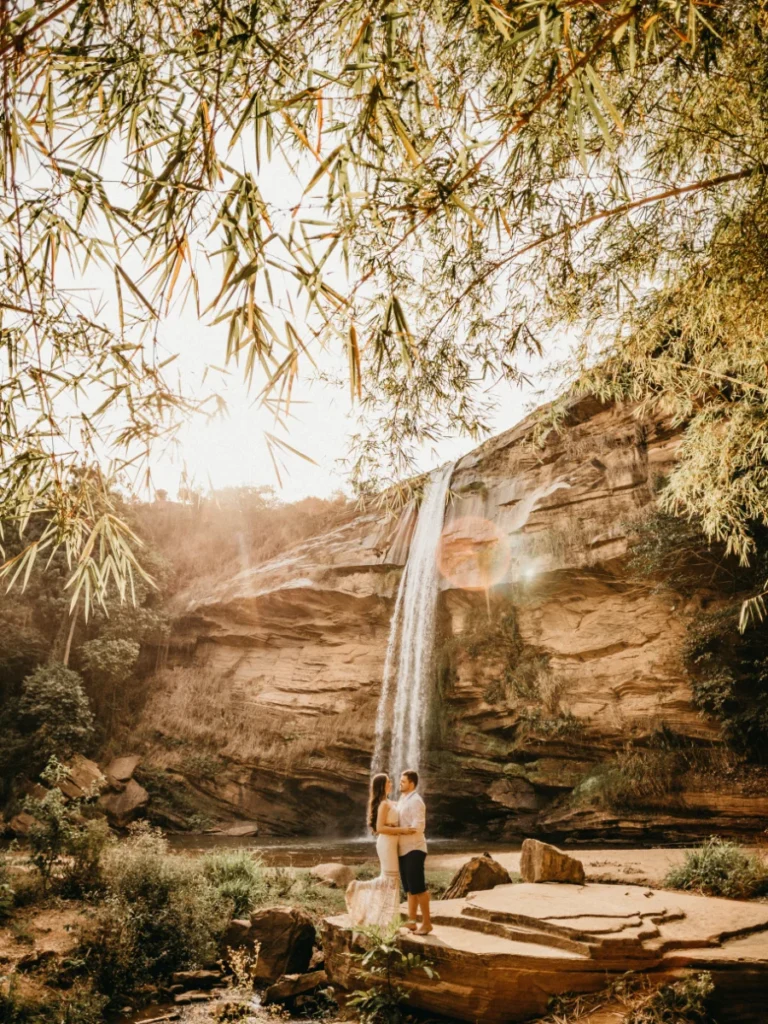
[{"xmin": 403, "ymin": 827, "xmax": 417, "ymax": 834}]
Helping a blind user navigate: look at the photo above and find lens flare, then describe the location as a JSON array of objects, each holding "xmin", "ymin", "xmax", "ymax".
[{"xmin": 437, "ymin": 515, "xmax": 511, "ymax": 591}]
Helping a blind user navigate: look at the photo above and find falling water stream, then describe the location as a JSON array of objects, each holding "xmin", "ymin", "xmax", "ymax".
[{"xmin": 373, "ymin": 461, "xmax": 455, "ymax": 782}]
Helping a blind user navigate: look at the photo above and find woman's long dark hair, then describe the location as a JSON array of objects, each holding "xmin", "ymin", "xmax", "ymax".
[{"xmin": 367, "ymin": 773, "xmax": 389, "ymax": 834}]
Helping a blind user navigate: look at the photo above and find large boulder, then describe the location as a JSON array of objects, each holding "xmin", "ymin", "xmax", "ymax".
[
  {"xmin": 58, "ymin": 755, "xmax": 106, "ymax": 800},
  {"xmin": 519, "ymin": 839, "xmax": 585, "ymax": 885},
  {"xmin": 264, "ymin": 970, "xmax": 328, "ymax": 1005},
  {"xmin": 249, "ymin": 906, "xmax": 316, "ymax": 983},
  {"xmin": 98, "ymin": 777, "xmax": 149, "ymax": 827},
  {"xmin": 310, "ymin": 863, "xmax": 356, "ymax": 889},
  {"xmin": 105, "ymin": 754, "xmax": 141, "ymax": 790},
  {"xmin": 443, "ymin": 853, "xmax": 512, "ymax": 900}
]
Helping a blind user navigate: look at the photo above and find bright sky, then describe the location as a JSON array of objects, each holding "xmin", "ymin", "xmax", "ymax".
[
  {"xmin": 40, "ymin": 107, "xmax": 570, "ymax": 504},
  {"xmin": 150, "ymin": 313, "xmax": 567, "ymax": 502}
]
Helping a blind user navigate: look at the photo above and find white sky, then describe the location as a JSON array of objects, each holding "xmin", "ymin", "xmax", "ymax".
[
  {"xmin": 153, "ymin": 342, "xmax": 563, "ymax": 503},
  {"xmin": 34, "ymin": 100, "xmax": 571, "ymax": 504}
]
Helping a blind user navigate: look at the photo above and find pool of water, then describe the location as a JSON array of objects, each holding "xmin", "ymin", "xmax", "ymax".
[{"xmin": 167, "ymin": 834, "xmax": 523, "ymax": 866}]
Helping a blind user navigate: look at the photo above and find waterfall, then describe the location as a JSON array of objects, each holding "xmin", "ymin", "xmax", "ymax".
[{"xmin": 373, "ymin": 461, "xmax": 454, "ymax": 783}]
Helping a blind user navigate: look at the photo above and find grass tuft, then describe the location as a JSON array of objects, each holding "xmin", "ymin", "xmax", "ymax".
[{"xmin": 665, "ymin": 837, "xmax": 768, "ymax": 900}]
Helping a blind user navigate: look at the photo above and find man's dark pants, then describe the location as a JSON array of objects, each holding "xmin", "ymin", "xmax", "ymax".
[{"xmin": 399, "ymin": 850, "xmax": 427, "ymax": 896}]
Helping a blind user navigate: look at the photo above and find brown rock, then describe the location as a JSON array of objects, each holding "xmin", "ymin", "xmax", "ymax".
[
  {"xmin": 9, "ymin": 811, "xmax": 38, "ymax": 836},
  {"xmin": 310, "ymin": 863, "xmax": 356, "ymax": 888},
  {"xmin": 323, "ymin": 881, "xmax": 768, "ymax": 1023},
  {"xmin": 264, "ymin": 970, "xmax": 328, "ymax": 1004},
  {"xmin": 443, "ymin": 853, "xmax": 512, "ymax": 900},
  {"xmin": 217, "ymin": 821, "xmax": 259, "ymax": 837},
  {"xmin": 519, "ymin": 839, "xmax": 585, "ymax": 885},
  {"xmin": 105, "ymin": 754, "xmax": 141, "ymax": 788},
  {"xmin": 173, "ymin": 991, "xmax": 212, "ymax": 1005},
  {"xmin": 249, "ymin": 906, "xmax": 316, "ymax": 983},
  {"xmin": 170, "ymin": 969, "xmax": 223, "ymax": 991},
  {"xmin": 221, "ymin": 918, "xmax": 252, "ymax": 950},
  {"xmin": 98, "ymin": 777, "xmax": 149, "ymax": 826},
  {"xmin": 58, "ymin": 755, "xmax": 106, "ymax": 800}
]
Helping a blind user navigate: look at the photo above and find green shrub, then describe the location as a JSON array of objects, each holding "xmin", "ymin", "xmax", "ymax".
[
  {"xmin": 81, "ymin": 823, "xmax": 231, "ymax": 1005},
  {"xmin": 347, "ymin": 925, "xmax": 437, "ymax": 1024},
  {"xmin": 201, "ymin": 849, "xmax": 266, "ymax": 916},
  {"xmin": 23, "ymin": 759, "xmax": 112, "ymax": 896},
  {"xmin": 16, "ymin": 664, "xmax": 94, "ymax": 773},
  {"xmin": 665, "ymin": 837, "xmax": 768, "ymax": 899}
]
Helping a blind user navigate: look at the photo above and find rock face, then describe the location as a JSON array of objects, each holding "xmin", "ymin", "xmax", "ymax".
[
  {"xmin": 322, "ymin": 882, "xmax": 768, "ymax": 1023},
  {"xmin": 443, "ymin": 854, "xmax": 512, "ymax": 900},
  {"xmin": 135, "ymin": 396, "xmax": 768, "ymax": 839},
  {"xmin": 519, "ymin": 839, "xmax": 585, "ymax": 884}
]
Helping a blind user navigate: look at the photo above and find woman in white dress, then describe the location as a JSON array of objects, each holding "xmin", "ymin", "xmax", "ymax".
[{"xmin": 345, "ymin": 773, "xmax": 417, "ymax": 928}]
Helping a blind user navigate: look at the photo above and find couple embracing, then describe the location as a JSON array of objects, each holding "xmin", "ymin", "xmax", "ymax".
[{"xmin": 346, "ymin": 769, "xmax": 433, "ymax": 935}]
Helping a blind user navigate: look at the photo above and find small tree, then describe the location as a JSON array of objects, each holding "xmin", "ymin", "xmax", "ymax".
[
  {"xmin": 348, "ymin": 926, "xmax": 437, "ymax": 1024},
  {"xmin": 16, "ymin": 664, "xmax": 94, "ymax": 774},
  {"xmin": 24, "ymin": 758, "xmax": 113, "ymax": 896}
]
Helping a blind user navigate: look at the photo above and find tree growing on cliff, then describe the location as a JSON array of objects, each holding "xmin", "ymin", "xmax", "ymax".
[{"xmin": 1, "ymin": 1, "xmax": 766, "ymax": 605}]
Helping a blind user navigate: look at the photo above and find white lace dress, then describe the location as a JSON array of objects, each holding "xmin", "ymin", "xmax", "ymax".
[{"xmin": 345, "ymin": 802, "xmax": 401, "ymax": 928}]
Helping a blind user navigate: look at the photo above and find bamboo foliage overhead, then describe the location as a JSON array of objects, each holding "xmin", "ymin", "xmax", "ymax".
[{"xmin": 1, "ymin": 0, "xmax": 766, "ymax": 607}]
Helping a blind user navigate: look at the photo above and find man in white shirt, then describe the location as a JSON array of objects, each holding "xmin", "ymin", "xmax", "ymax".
[{"xmin": 397, "ymin": 769, "xmax": 432, "ymax": 934}]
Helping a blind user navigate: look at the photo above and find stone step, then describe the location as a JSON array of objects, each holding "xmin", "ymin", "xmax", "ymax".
[
  {"xmin": 458, "ymin": 906, "xmax": 667, "ymax": 961},
  {"xmin": 432, "ymin": 911, "xmax": 592, "ymax": 956}
]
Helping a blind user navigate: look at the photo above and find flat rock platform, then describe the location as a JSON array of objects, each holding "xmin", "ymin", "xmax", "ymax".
[{"xmin": 321, "ymin": 883, "xmax": 768, "ymax": 1022}]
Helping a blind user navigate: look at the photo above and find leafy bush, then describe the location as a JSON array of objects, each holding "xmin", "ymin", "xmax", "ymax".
[
  {"xmin": 81, "ymin": 823, "xmax": 231, "ymax": 1004},
  {"xmin": 684, "ymin": 606, "xmax": 768, "ymax": 760},
  {"xmin": 348, "ymin": 925, "xmax": 437, "ymax": 1024},
  {"xmin": 665, "ymin": 837, "xmax": 768, "ymax": 900},
  {"xmin": 23, "ymin": 759, "xmax": 112, "ymax": 896},
  {"xmin": 201, "ymin": 849, "xmax": 266, "ymax": 917},
  {"xmin": 15, "ymin": 664, "xmax": 94, "ymax": 773}
]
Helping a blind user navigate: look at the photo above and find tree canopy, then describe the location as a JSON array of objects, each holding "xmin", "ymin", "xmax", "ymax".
[{"xmin": 1, "ymin": 0, "xmax": 767, "ymax": 608}]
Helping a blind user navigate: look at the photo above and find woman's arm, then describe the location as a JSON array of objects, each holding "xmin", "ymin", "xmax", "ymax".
[{"xmin": 376, "ymin": 802, "xmax": 417, "ymax": 835}]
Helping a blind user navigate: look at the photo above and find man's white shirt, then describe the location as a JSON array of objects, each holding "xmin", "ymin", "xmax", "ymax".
[{"xmin": 397, "ymin": 790, "xmax": 427, "ymax": 855}]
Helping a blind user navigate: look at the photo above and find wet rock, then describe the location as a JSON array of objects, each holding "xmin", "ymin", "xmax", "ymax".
[
  {"xmin": 98, "ymin": 777, "xmax": 149, "ymax": 826},
  {"xmin": 519, "ymin": 839, "xmax": 585, "ymax": 885},
  {"xmin": 173, "ymin": 990, "xmax": 213, "ymax": 1005},
  {"xmin": 264, "ymin": 969, "xmax": 328, "ymax": 1004},
  {"xmin": 249, "ymin": 906, "xmax": 316, "ymax": 983},
  {"xmin": 443, "ymin": 853, "xmax": 512, "ymax": 900},
  {"xmin": 310, "ymin": 863, "xmax": 356, "ymax": 888}
]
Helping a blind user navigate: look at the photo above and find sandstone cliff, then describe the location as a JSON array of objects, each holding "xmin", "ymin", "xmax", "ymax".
[{"xmin": 134, "ymin": 397, "xmax": 768, "ymax": 839}]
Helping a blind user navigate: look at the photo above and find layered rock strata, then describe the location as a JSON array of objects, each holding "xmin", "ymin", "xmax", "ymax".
[
  {"xmin": 136, "ymin": 397, "xmax": 768, "ymax": 838},
  {"xmin": 322, "ymin": 883, "xmax": 768, "ymax": 1023}
]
